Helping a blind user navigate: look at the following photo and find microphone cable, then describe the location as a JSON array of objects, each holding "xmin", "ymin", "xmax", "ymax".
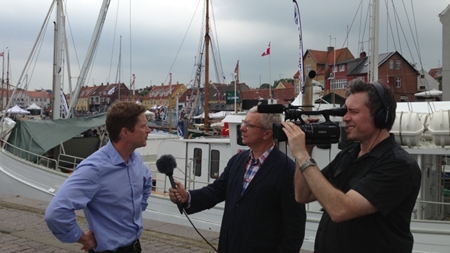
[{"xmin": 179, "ymin": 207, "xmax": 218, "ymax": 252}]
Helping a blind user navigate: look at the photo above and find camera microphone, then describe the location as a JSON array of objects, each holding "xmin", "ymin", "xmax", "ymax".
[
  {"xmin": 257, "ymin": 104, "xmax": 285, "ymax": 113},
  {"xmin": 321, "ymin": 106, "xmax": 347, "ymax": 117},
  {"xmin": 156, "ymin": 154, "xmax": 183, "ymax": 214}
]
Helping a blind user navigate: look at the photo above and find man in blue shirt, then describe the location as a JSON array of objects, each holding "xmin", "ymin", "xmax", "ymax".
[{"xmin": 45, "ymin": 101, "xmax": 153, "ymax": 253}]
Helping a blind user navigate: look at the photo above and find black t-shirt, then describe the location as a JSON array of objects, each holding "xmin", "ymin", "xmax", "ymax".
[{"xmin": 315, "ymin": 134, "xmax": 421, "ymax": 253}]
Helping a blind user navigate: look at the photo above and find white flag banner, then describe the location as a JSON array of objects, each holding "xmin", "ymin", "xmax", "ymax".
[
  {"xmin": 60, "ymin": 89, "xmax": 69, "ymax": 118},
  {"xmin": 107, "ymin": 86, "xmax": 116, "ymax": 95},
  {"xmin": 293, "ymin": 0, "xmax": 305, "ymax": 92}
]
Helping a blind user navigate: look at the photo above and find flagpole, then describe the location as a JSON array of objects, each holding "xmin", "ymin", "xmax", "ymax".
[
  {"xmin": 233, "ymin": 60, "xmax": 239, "ymax": 113},
  {"xmin": 234, "ymin": 73, "xmax": 237, "ymax": 113},
  {"xmin": 261, "ymin": 42, "xmax": 271, "ymax": 101},
  {"xmin": 269, "ymin": 44, "xmax": 272, "ymax": 100}
]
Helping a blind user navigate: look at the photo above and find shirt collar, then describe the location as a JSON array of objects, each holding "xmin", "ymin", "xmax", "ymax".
[
  {"xmin": 106, "ymin": 141, "xmax": 136, "ymax": 165},
  {"xmin": 248, "ymin": 143, "xmax": 275, "ymax": 164},
  {"xmin": 366, "ymin": 133, "xmax": 396, "ymax": 158},
  {"xmin": 349, "ymin": 134, "xmax": 396, "ymax": 159}
]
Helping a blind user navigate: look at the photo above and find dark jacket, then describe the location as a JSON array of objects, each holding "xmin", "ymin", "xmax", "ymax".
[{"xmin": 187, "ymin": 147, "xmax": 306, "ymax": 253}]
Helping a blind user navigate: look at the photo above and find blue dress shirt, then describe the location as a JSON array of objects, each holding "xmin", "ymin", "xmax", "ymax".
[{"xmin": 44, "ymin": 141, "xmax": 152, "ymax": 252}]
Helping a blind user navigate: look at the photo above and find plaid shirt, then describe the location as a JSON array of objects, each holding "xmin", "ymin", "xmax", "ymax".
[{"xmin": 241, "ymin": 144, "xmax": 274, "ymax": 194}]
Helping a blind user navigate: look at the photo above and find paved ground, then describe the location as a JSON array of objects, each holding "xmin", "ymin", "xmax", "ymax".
[{"xmin": 0, "ymin": 193, "xmax": 312, "ymax": 253}]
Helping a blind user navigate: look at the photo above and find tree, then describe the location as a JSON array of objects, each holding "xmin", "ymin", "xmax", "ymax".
[
  {"xmin": 259, "ymin": 83, "xmax": 271, "ymax": 89},
  {"xmin": 409, "ymin": 62, "xmax": 417, "ymax": 70},
  {"xmin": 140, "ymin": 90, "xmax": 149, "ymax": 96},
  {"xmin": 437, "ymin": 76, "xmax": 442, "ymax": 90},
  {"xmin": 274, "ymin": 78, "xmax": 294, "ymax": 88}
]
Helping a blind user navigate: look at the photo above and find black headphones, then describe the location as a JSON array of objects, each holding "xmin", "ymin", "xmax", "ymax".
[{"xmin": 371, "ymin": 81, "xmax": 391, "ymax": 129}]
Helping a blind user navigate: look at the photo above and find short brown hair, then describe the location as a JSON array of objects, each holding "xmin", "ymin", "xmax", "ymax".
[
  {"xmin": 345, "ymin": 79, "xmax": 396, "ymax": 130},
  {"xmin": 106, "ymin": 101, "xmax": 146, "ymax": 142}
]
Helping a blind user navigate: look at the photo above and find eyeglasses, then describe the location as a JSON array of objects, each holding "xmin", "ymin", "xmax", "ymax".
[{"xmin": 241, "ymin": 120, "xmax": 266, "ymax": 130}]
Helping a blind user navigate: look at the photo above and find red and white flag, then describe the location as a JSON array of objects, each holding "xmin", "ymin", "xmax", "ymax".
[
  {"xmin": 261, "ymin": 43, "xmax": 270, "ymax": 57},
  {"xmin": 234, "ymin": 60, "xmax": 239, "ymax": 74},
  {"xmin": 0, "ymin": 52, "xmax": 3, "ymax": 57}
]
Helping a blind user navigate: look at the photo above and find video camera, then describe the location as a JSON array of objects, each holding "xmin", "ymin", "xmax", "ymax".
[{"xmin": 257, "ymin": 104, "xmax": 346, "ymax": 145}]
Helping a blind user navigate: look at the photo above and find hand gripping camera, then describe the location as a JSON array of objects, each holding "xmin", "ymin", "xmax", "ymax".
[{"xmin": 257, "ymin": 104, "xmax": 346, "ymax": 145}]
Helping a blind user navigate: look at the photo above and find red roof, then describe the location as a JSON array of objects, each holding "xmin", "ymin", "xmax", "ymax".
[{"xmin": 428, "ymin": 68, "xmax": 442, "ymax": 79}]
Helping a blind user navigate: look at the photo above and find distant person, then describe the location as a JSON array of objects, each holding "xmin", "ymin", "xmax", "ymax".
[
  {"xmin": 45, "ymin": 101, "xmax": 153, "ymax": 253},
  {"xmin": 92, "ymin": 129, "xmax": 99, "ymax": 137},
  {"xmin": 169, "ymin": 106, "xmax": 306, "ymax": 253},
  {"xmin": 282, "ymin": 80, "xmax": 421, "ymax": 252},
  {"xmin": 83, "ymin": 129, "xmax": 93, "ymax": 138}
]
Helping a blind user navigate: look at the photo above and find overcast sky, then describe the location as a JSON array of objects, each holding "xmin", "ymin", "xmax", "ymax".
[{"xmin": 1, "ymin": 0, "xmax": 448, "ymax": 93}]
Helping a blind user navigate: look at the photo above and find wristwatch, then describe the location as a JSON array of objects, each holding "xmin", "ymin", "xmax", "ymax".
[{"xmin": 298, "ymin": 158, "xmax": 317, "ymax": 172}]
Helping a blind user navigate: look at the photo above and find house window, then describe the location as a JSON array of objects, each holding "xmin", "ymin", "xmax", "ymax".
[
  {"xmin": 396, "ymin": 60, "xmax": 401, "ymax": 70},
  {"xmin": 306, "ymin": 64, "xmax": 311, "ymax": 74},
  {"xmin": 193, "ymin": 148, "xmax": 202, "ymax": 177},
  {"xmin": 389, "ymin": 60, "xmax": 394, "ymax": 69},
  {"xmin": 332, "ymin": 66, "xmax": 337, "ymax": 73},
  {"xmin": 400, "ymin": 96, "xmax": 408, "ymax": 102},
  {"xmin": 210, "ymin": 150, "xmax": 220, "ymax": 179},
  {"xmin": 339, "ymin": 65, "xmax": 345, "ymax": 72},
  {"xmin": 396, "ymin": 77, "xmax": 401, "ymax": 88},
  {"xmin": 330, "ymin": 79, "xmax": 346, "ymax": 90}
]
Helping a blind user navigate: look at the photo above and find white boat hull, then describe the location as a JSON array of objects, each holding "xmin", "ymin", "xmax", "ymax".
[{"xmin": 1, "ymin": 147, "xmax": 450, "ymax": 252}]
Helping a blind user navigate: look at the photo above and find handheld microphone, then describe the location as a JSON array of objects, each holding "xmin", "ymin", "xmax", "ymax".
[{"xmin": 156, "ymin": 154, "xmax": 183, "ymax": 214}]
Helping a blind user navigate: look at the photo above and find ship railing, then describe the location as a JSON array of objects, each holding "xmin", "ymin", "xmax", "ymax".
[
  {"xmin": 1, "ymin": 141, "xmax": 58, "ymax": 170},
  {"xmin": 56, "ymin": 142, "xmax": 85, "ymax": 172},
  {"xmin": 147, "ymin": 158, "xmax": 204, "ymax": 194},
  {"xmin": 56, "ymin": 153, "xmax": 84, "ymax": 172},
  {"xmin": 415, "ymin": 198, "xmax": 450, "ymax": 220}
]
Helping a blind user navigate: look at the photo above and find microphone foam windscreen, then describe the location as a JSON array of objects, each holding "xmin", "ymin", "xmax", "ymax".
[{"xmin": 156, "ymin": 154, "xmax": 177, "ymax": 174}]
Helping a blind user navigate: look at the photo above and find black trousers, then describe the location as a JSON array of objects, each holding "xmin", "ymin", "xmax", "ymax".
[{"xmin": 88, "ymin": 239, "xmax": 141, "ymax": 253}]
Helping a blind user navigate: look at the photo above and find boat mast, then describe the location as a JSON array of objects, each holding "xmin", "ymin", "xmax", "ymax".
[
  {"xmin": 51, "ymin": 0, "xmax": 64, "ymax": 120},
  {"xmin": 117, "ymin": 35, "xmax": 122, "ymax": 102},
  {"xmin": 369, "ymin": 0, "xmax": 380, "ymax": 82},
  {"xmin": 66, "ymin": 0, "xmax": 111, "ymax": 118},
  {"xmin": 1, "ymin": 50, "xmax": 4, "ymax": 111},
  {"xmin": 204, "ymin": 0, "xmax": 210, "ymax": 132}
]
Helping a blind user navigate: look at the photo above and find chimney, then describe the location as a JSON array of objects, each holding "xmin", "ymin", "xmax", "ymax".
[
  {"xmin": 327, "ymin": 46, "xmax": 334, "ymax": 52},
  {"xmin": 360, "ymin": 51, "xmax": 367, "ymax": 58}
]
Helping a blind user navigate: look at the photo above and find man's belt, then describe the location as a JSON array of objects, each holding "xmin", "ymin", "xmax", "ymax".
[{"xmin": 89, "ymin": 239, "xmax": 141, "ymax": 253}]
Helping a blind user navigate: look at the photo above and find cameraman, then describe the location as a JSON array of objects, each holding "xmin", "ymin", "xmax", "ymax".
[{"xmin": 281, "ymin": 79, "xmax": 421, "ymax": 253}]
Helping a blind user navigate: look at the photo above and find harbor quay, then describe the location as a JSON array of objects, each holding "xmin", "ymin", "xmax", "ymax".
[{"xmin": 0, "ymin": 193, "xmax": 312, "ymax": 253}]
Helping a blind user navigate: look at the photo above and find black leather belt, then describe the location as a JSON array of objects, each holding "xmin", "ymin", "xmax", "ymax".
[{"xmin": 89, "ymin": 239, "xmax": 141, "ymax": 253}]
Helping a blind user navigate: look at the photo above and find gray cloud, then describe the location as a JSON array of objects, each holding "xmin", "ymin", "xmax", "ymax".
[{"xmin": 1, "ymin": 0, "xmax": 447, "ymax": 93}]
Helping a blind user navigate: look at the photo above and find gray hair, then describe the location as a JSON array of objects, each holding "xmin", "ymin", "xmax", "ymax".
[{"xmin": 249, "ymin": 105, "xmax": 281, "ymax": 130}]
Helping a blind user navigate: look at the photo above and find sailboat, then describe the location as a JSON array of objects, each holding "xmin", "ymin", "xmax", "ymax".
[
  {"xmin": 0, "ymin": 0, "xmax": 226, "ymax": 239},
  {"xmin": 0, "ymin": 0, "xmax": 112, "ymax": 191}
]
